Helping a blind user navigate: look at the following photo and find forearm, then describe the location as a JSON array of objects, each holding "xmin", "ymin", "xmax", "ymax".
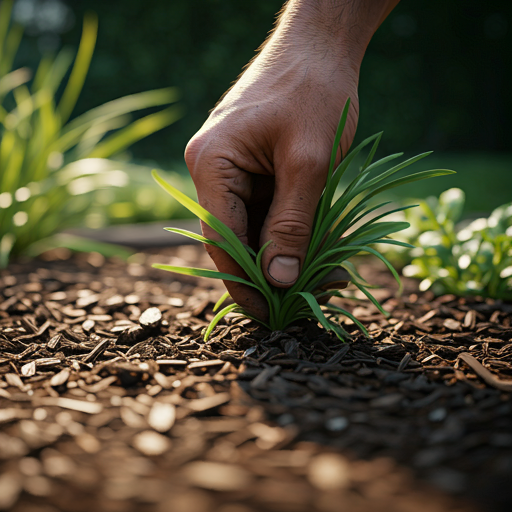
[{"xmin": 270, "ymin": 0, "xmax": 400, "ymax": 69}]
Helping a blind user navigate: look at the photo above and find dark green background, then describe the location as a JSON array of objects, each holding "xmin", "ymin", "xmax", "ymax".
[{"xmin": 13, "ymin": 0, "xmax": 512, "ymax": 212}]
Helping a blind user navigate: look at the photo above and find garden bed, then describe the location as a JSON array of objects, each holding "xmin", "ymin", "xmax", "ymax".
[{"xmin": 1, "ymin": 245, "xmax": 511, "ymax": 512}]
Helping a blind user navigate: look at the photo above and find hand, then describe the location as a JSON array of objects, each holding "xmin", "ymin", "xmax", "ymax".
[{"xmin": 185, "ymin": 0, "xmax": 399, "ymax": 320}]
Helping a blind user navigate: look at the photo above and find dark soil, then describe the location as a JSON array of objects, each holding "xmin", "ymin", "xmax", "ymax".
[{"xmin": 1, "ymin": 245, "xmax": 511, "ymax": 512}]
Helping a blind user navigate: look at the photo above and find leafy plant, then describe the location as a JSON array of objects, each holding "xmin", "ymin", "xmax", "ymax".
[
  {"xmin": 385, "ymin": 188, "xmax": 512, "ymax": 300},
  {"xmin": 0, "ymin": 0, "xmax": 182, "ymax": 267},
  {"xmin": 153, "ymin": 99, "xmax": 454, "ymax": 340}
]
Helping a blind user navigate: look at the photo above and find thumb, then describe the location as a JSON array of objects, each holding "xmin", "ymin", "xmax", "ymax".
[{"xmin": 260, "ymin": 154, "xmax": 328, "ymax": 288}]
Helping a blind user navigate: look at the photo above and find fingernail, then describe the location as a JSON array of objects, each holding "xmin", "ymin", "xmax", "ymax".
[{"xmin": 268, "ymin": 256, "xmax": 300, "ymax": 284}]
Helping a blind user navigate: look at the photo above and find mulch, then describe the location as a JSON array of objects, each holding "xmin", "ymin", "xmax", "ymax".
[{"xmin": 1, "ymin": 245, "xmax": 511, "ymax": 512}]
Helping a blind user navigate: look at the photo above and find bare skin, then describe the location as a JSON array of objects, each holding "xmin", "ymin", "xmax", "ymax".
[{"xmin": 185, "ymin": 0, "xmax": 400, "ymax": 320}]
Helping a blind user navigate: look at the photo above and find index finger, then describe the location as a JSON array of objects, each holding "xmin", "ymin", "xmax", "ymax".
[{"xmin": 187, "ymin": 155, "xmax": 269, "ymax": 322}]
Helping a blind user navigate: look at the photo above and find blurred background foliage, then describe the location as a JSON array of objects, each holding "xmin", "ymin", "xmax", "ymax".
[
  {"xmin": 4, "ymin": 0, "xmax": 512, "ymax": 213},
  {"xmin": 5, "ymin": 0, "xmax": 512, "ymax": 216},
  {"xmin": 0, "ymin": 0, "xmax": 193, "ymax": 265}
]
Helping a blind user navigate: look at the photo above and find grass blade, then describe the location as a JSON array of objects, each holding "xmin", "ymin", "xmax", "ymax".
[
  {"xmin": 213, "ymin": 291, "xmax": 231, "ymax": 312},
  {"xmin": 328, "ymin": 98, "xmax": 350, "ymax": 178},
  {"xmin": 367, "ymin": 170, "xmax": 456, "ymax": 199},
  {"xmin": 325, "ymin": 303, "xmax": 369, "ymax": 337},
  {"xmin": 152, "ymin": 263, "xmax": 259, "ymax": 288},
  {"xmin": 164, "ymin": 227, "xmax": 219, "ymax": 246},
  {"xmin": 296, "ymin": 291, "xmax": 343, "ymax": 340},
  {"xmin": 352, "ymin": 281, "xmax": 390, "ymax": 318},
  {"xmin": 57, "ymin": 13, "xmax": 97, "ymax": 123},
  {"xmin": 204, "ymin": 303, "xmax": 238, "ymax": 340}
]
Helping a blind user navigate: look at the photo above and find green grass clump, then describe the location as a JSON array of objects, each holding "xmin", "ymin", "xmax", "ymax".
[
  {"xmin": 0, "ymin": 0, "xmax": 181, "ymax": 267},
  {"xmin": 153, "ymin": 99, "xmax": 455, "ymax": 340}
]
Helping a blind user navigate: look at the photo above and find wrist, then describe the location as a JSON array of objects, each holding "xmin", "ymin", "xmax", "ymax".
[{"xmin": 273, "ymin": 0, "xmax": 397, "ymax": 70}]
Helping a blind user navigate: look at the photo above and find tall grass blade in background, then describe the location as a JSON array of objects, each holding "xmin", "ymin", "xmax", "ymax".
[
  {"xmin": 153, "ymin": 99, "xmax": 455, "ymax": 340},
  {"xmin": 0, "ymin": 0, "xmax": 183, "ymax": 266}
]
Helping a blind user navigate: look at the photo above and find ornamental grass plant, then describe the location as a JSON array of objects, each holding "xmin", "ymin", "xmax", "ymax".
[
  {"xmin": 153, "ymin": 99, "xmax": 455, "ymax": 340},
  {"xmin": 0, "ymin": 0, "xmax": 181, "ymax": 266}
]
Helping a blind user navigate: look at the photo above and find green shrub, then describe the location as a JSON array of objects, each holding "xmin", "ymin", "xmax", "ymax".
[
  {"xmin": 383, "ymin": 188, "xmax": 512, "ymax": 300},
  {"xmin": 0, "ymin": 0, "xmax": 182, "ymax": 267}
]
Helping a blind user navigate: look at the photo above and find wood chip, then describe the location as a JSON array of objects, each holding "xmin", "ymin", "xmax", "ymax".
[
  {"xmin": 21, "ymin": 361, "xmax": 36, "ymax": 377},
  {"xmin": 147, "ymin": 402, "xmax": 176, "ymax": 432},
  {"xmin": 156, "ymin": 359, "xmax": 188, "ymax": 366},
  {"xmin": 458, "ymin": 352, "xmax": 512, "ymax": 392},
  {"xmin": 183, "ymin": 461, "xmax": 252, "ymax": 491},
  {"xmin": 50, "ymin": 368, "xmax": 70, "ymax": 387},
  {"xmin": 417, "ymin": 309, "xmax": 438, "ymax": 324},
  {"xmin": 187, "ymin": 359, "xmax": 225, "ymax": 369},
  {"xmin": 139, "ymin": 307, "xmax": 162, "ymax": 327},
  {"xmin": 132, "ymin": 431, "xmax": 171, "ymax": 456},
  {"xmin": 443, "ymin": 318, "xmax": 461, "ymax": 330},
  {"xmin": 82, "ymin": 319, "xmax": 95, "ymax": 332},
  {"xmin": 186, "ymin": 392, "xmax": 230, "ymax": 412},
  {"xmin": 34, "ymin": 397, "xmax": 103, "ymax": 414}
]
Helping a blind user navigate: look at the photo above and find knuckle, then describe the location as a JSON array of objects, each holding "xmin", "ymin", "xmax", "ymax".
[
  {"xmin": 284, "ymin": 141, "xmax": 331, "ymax": 180},
  {"xmin": 184, "ymin": 134, "xmax": 206, "ymax": 175},
  {"xmin": 269, "ymin": 213, "xmax": 312, "ymax": 247}
]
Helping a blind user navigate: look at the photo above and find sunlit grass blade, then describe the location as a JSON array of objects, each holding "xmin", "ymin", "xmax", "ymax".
[
  {"xmin": 213, "ymin": 291, "xmax": 231, "ymax": 312},
  {"xmin": 367, "ymin": 170, "xmax": 456, "ymax": 199},
  {"xmin": 325, "ymin": 303, "xmax": 369, "ymax": 337},
  {"xmin": 57, "ymin": 88, "xmax": 178, "ymax": 152},
  {"xmin": 256, "ymin": 240, "xmax": 272, "ymax": 271},
  {"xmin": 152, "ymin": 170, "xmax": 265, "ymax": 287},
  {"xmin": 328, "ymin": 98, "xmax": 350, "ymax": 177},
  {"xmin": 340, "ymin": 261, "xmax": 372, "ymax": 287},
  {"xmin": 164, "ymin": 227, "xmax": 219, "ymax": 246},
  {"xmin": 357, "ymin": 152, "xmax": 433, "ymax": 192},
  {"xmin": 0, "ymin": 0, "xmax": 12, "ymax": 62},
  {"xmin": 352, "ymin": 281, "xmax": 390, "ymax": 317},
  {"xmin": 297, "ymin": 291, "xmax": 343, "ymax": 340},
  {"xmin": 0, "ymin": 20, "xmax": 22, "ymax": 78},
  {"xmin": 204, "ymin": 303, "xmax": 238, "ymax": 340},
  {"xmin": 152, "ymin": 264, "xmax": 259, "ymax": 288},
  {"xmin": 87, "ymin": 106, "xmax": 183, "ymax": 158},
  {"xmin": 57, "ymin": 12, "xmax": 97, "ymax": 123},
  {"xmin": 0, "ymin": 68, "xmax": 30, "ymax": 99},
  {"xmin": 344, "ymin": 244, "xmax": 403, "ymax": 293},
  {"xmin": 372, "ymin": 239, "xmax": 415, "ymax": 249},
  {"xmin": 360, "ymin": 132, "xmax": 383, "ymax": 172},
  {"xmin": 344, "ymin": 221, "xmax": 411, "ymax": 246}
]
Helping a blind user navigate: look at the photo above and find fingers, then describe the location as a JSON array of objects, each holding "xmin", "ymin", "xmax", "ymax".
[
  {"xmin": 259, "ymin": 146, "xmax": 330, "ymax": 288},
  {"xmin": 185, "ymin": 137, "xmax": 269, "ymax": 321},
  {"xmin": 316, "ymin": 267, "xmax": 352, "ymax": 305},
  {"xmin": 317, "ymin": 267, "xmax": 351, "ymax": 291}
]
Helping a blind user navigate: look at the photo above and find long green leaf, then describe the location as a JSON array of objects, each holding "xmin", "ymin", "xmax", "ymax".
[
  {"xmin": 204, "ymin": 303, "xmax": 238, "ymax": 340},
  {"xmin": 327, "ymin": 98, "xmax": 350, "ymax": 179},
  {"xmin": 152, "ymin": 263, "xmax": 259, "ymax": 288},
  {"xmin": 213, "ymin": 291, "xmax": 231, "ymax": 312},
  {"xmin": 297, "ymin": 291, "xmax": 343, "ymax": 340},
  {"xmin": 356, "ymin": 151, "xmax": 433, "ymax": 193},
  {"xmin": 164, "ymin": 227, "xmax": 219, "ymax": 246},
  {"xmin": 152, "ymin": 170, "xmax": 264, "ymax": 287},
  {"xmin": 367, "ymin": 170, "xmax": 456, "ymax": 199},
  {"xmin": 352, "ymin": 281, "xmax": 390, "ymax": 317},
  {"xmin": 325, "ymin": 303, "xmax": 369, "ymax": 337},
  {"xmin": 57, "ymin": 13, "xmax": 98, "ymax": 123},
  {"xmin": 87, "ymin": 106, "xmax": 183, "ymax": 158}
]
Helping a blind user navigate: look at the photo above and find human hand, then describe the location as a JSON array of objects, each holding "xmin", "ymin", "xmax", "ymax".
[{"xmin": 185, "ymin": 0, "xmax": 398, "ymax": 320}]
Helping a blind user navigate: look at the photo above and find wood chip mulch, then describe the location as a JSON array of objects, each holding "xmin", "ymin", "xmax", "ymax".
[{"xmin": 1, "ymin": 246, "xmax": 511, "ymax": 512}]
